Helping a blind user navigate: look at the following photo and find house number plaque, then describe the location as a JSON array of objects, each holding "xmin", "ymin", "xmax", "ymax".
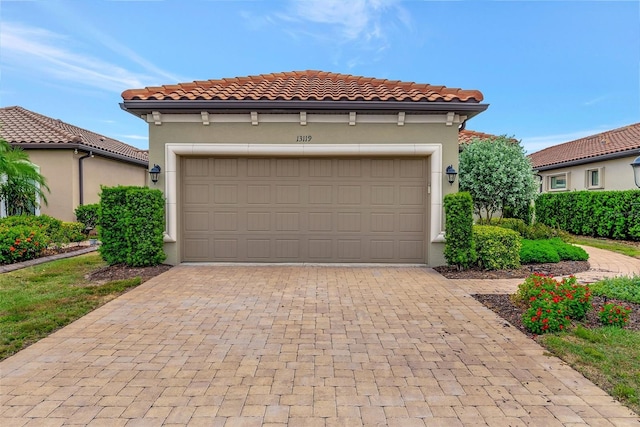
[{"xmin": 296, "ymin": 135, "xmax": 312, "ymax": 142}]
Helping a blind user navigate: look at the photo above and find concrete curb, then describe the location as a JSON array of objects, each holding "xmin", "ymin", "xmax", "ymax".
[{"xmin": 0, "ymin": 246, "xmax": 98, "ymax": 274}]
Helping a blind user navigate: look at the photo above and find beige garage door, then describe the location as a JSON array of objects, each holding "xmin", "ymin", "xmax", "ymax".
[{"xmin": 181, "ymin": 157, "xmax": 428, "ymax": 263}]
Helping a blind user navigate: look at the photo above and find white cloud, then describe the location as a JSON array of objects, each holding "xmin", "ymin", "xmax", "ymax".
[
  {"xmin": 0, "ymin": 22, "xmax": 178, "ymax": 93},
  {"xmin": 263, "ymin": 0, "xmax": 410, "ymax": 50},
  {"xmin": 118, "ymin": 134, "xmax": 148, "ymax": 141}
]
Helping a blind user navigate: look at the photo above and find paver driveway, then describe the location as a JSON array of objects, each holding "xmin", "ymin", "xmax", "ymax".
[{"xmin": 1, "ymin": 266, "xmax": 638, "ymax": 426}]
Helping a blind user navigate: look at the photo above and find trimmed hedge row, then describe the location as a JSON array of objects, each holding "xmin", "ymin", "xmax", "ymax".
[
  {"xmin": 99, "ymin": 186, "xmax": 165, "ymax": 267},
  {"xmin": 535, "ymin": 190, "xmax": 640, "ymax": 240}
]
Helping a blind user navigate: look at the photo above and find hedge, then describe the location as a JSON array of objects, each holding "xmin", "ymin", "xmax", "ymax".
[
  {"xmin": 99, "ymin": 186, "xmax": 166, "ymax": 267},
  {"xmin": 535, "ymin": 190, "xmax": 640, "ymax": 240},
  {"xmin": 444, "ymin": 192, "xmax": 476, "ymax": 269},
  {"xmin": 473, "ymin": 225, "xmax": 521, "ymax": 270}
]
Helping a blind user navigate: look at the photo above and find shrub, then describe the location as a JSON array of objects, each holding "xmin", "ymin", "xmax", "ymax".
[
  {"xmin": 520, "ymin": 239, "xmax": 560, "ymax": 263},
  {"xmin": 480, "ymin": 218, "xmax": 566, "ymax": 241},
  {"xmin": 478, "ymin": 218, "xmax": 527, "ymax": 236},
  {"xmin": 444, "ymin": 192, "xmax": 476, "ymax": 269},
  {"xmin": 590, "ymin": 276, "xmax": 640, "ymax": 304},
  {"xmin": 548, "ymin": 238, "xmax": 589, "ymax": 261},
  {"xmin": 599, "ymin": 303, "xmax": 632, "ymax": 328},
  {"xmin": 522, "ymin": 222, "xmax": 567, "ymax": 240},
  {"xmin": 0, "ymin": 225, "xmax": 46, "ymax": 264},
  {"xmin": 516, "ymin": 274, "xmax": 592, "ymax": 333},
  {"xmin": 50, "ymin": 222, "xmax": 86, "ymax": 245},
  {"xmin": 473, "ymin": 225, "xmax": 521, "ymax": 270},
  {"xmin": 520, "ymin": 238, "xmax": 589, "ymax": 263},
  {"xmin": 75, "ymin": 203, "xmax": 100, "ymax": 234},
  {"xmin": 99, "ymin": 186, "xmax": 165, "ymax": 267}
]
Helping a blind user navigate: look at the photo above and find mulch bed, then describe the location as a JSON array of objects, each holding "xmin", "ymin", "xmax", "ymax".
[
  {"xmin": 86, "ymin": 263, "xmax": 173, "ymax": 284},
  {"xmin": 474, "ymin": 294, "xmax": 640, "ymax": 337},
  {"xmin": 433, "ymin": 260, "xmax": 591, "ymax": 280}
]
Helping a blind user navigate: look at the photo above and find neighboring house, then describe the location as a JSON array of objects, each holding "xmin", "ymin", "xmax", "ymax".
[
  {"xmin": 0, "ymin": 106, "xmax": 149, "ymax": 222},
  {"xmin": 529, "ymin": 123, "xmax": 640, "ymax": 193},
  {"xmin": 121, "ymin": 70, "xmax": 488, "ymax": 266}
]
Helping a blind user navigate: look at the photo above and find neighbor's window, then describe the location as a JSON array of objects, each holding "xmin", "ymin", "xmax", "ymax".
[
  {"xmin": 586, "ymin": 167, "xmax": 604, "ymax": 189},
  {"xmin": 549, "ymin": 174, "xmax": 567, "ymax": 190}
]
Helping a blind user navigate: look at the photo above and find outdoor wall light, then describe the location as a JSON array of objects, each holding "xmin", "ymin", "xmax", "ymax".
[
  {"xmin": 632, "ymin": 156, "xmax": 640, "ymax": 188},
  {"xmin": 149, "ymin": 164, "xmax": 161, "ymax": 184},
  {"xmin": 446, "ymin": 165, "xmax": 458, "ymax": 185}
]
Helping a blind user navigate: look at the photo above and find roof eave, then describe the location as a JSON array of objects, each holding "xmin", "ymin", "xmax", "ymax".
[
  {"xmin": 533, "ymin": 148, "xmax": 640, "ymax": 171},
  {"xmin": 11, "ymin": 142, "xmax": 149, "ymax": 167},
  {"xmin": 120, "ymin": 99, "xmax": 489, "ymax": 119}
]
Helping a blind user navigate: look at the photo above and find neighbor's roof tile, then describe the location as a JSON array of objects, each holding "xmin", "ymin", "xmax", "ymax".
[
  {"xmin": 458, "ymin": 130, "xmax": 503, "ymax": 144},
  {"xmin": 528, "ymin": 123, "xmax": 640, "ymax": 169},
  {"xmin": 0, "ymin": 106, "xmax": 148, "ymax": 163},
  {"xmin": 121, "ymin": 70, "xmax": 484, "ymax": 103}
]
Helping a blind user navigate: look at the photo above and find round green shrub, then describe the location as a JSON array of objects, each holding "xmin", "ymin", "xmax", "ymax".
[{"xmin": 520, "ymin": 239, "xmax": 560, "ymax": 263}]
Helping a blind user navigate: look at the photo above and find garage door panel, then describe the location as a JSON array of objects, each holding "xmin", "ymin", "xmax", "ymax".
[
  {"xmin": 184, "ymin": 238, "xmax": 210, "ymax": 260},
  {"xmin": 214, "ymin": 185, "xmax": 238, "ymax": 204},
  {"xmin": 276, "ymin": 185, "xmax": 300, "ymax": 203},
  {"xmin": 276, "ymin": 212, "xmax": 300, "ymax": 231},
  {"xmin": 247, "ymin": 212, "xmax": 271, "ymax": 231},
  {"xmin": 309, "ymin": 186, "xmax": 332, "ymax": 204},
  {"xmin": 370, "ymin": 240, "xmax": 394, "ymax": 260},
  {"xmin": 247, "ymin": 239, "xmax": 270, "ymax": 258},
  {"xmin": 212, "ymin": 239, "xmax": 237, "ymax": 258},
  {"xmin": 182, "ymin": 157, "xmax": 427, "ymax": 262},
  {"xmin": 214, "ymin": 159, "xmax": 238, "ymax": 176},
  {"xmin": 338, "ymin": 186, "xmax": 362, "ymax": 204},
  {"xmin": 247, "ymin": 185, "xmax": 271, "ymax": 204}
]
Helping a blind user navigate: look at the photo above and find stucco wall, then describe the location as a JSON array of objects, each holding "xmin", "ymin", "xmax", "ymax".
[
  {"xmin": 25, "ymin": 149, "xmax": 147, "ymax": 222},
  {"xmin": 81, "ymin": 155, "xmax": 147, "ymax": 206},
  {"xmin": 538, "ymin": 155, "xmax": 638, "ymax": 193},
  {"xmin": 147, "ymin": 117, "xmax": 462, "ymax": 266},
  {"xmin": 26, "ymin": 150, "xmax": 75, "ymax": 222}
]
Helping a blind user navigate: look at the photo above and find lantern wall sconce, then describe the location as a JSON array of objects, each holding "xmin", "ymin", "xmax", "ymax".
[
  {"xmin": 631, "ymin": 156, "xmax": 640, "ymax": 188},
  {"xmin": 446, "ymin": 165, "xmax": 458, "ymax": 185},
  {"xmin": 149, "ymin": 164, "xmax": 161, "ymax": 184}
]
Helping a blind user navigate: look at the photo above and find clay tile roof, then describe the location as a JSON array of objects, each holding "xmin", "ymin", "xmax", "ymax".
[
  {"xmin": 458, "ymin": 129, "xmax": 503, "ymax": 144},
  {"xmin": 121, "ymin": 70, "xmax": 484, "ymax": 103},
  {"xmin": 528, "ymin": 123, "xmax": 640, "ymax": 169},
  {"xmin": 0, "ymin": 106, "xmax": 148, "ymax": 164}
]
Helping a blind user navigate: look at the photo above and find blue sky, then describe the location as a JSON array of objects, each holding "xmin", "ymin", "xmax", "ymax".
[{"xmin": 1, "ymin": 0, "xmax": 638, "ymax": 154}]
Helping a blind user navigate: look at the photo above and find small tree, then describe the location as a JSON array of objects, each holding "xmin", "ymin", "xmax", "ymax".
[
  {"xmin": 0, "ymin": 138, "xmax": 49, "ymax": 215},
  {"xmin": 459, "ymin": 136, "xmax": 537, "ymax": 223}
]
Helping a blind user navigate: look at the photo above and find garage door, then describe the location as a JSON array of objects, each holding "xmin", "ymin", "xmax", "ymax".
[{"xmin": 181, "ymin": 157, "xmax": 428, "ymax": 262}]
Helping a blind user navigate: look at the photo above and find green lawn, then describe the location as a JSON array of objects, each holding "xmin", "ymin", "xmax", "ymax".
[
  {"xmin": 569, "ymin": 235, "xmax": 640, "ymax": 259},
  {"xmin": 0, "ymin": 253, "xmax": 141, "ymax": 360},
  {"xmin": 540, "ymin": 326, "xmax": 640, "ymax": 415}
]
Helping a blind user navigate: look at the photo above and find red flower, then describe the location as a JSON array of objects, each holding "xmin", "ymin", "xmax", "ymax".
[{"xmin": 9, "ymin": 246, "xmax": 15, "ymax": 252}]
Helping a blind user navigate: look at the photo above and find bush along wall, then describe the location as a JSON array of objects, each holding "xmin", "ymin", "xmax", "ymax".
[
  {"xmin": 99, "ymin": 186, "xmax": 166, "ymax": 267},
  {"xmin": 535, "ymin": 190, "xmax": 640, "ymax": 240},
  {"xmin": 443, "ymin": 192, "xmax": 476, "ymax": 269}
]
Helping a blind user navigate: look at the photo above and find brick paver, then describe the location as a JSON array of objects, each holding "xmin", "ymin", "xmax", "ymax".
[{"xmin": 1, "ymin": 265, "xmax": 638, "ymax": 425}]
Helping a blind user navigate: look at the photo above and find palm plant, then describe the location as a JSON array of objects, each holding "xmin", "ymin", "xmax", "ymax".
[{"xmin": 0, "ymin": 138, "xmax": 49, "ymax": 216}]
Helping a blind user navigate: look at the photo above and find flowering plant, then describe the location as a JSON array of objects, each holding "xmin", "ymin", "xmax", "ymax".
[
  {"xmin": 522, "ymin": 298, "xmax": 571, "ymax": 334},
  {"xmin": 516, "ymin": 273, "xmax": 592, "ymax": 334},
  {"xmin": 0, "ymin": 225, "xmax": 46, "ymax": 264},
  {"xmin": 599, "ymin": 303, "xmax": 631, "ymax": 328}
]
